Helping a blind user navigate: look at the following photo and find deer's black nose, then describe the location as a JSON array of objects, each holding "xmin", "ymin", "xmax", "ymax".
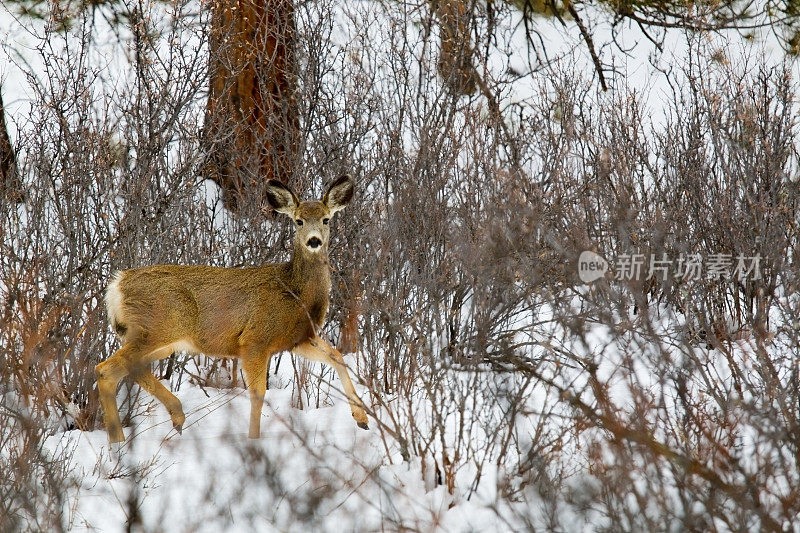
[{"xmin": 307, "ymin": 237, "xmax": 322, "ymax": 249}]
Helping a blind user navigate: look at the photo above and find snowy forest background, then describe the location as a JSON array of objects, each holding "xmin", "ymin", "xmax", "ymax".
[{"xmin": 2, "ymin": 0, "xmax": 800, "ymax": 530}]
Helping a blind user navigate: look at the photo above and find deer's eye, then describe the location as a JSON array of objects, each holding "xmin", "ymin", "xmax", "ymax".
[
  {"xmin": 322, "ymin": 218, "xmax": 329, "ymax": 225},
  {"xmin": 296, "ymin": 219, "xmax": 304, "ymax": 226}
]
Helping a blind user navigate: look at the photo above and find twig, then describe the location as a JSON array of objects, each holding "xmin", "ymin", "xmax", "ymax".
[{"xmin": 567, "ymin": 3, "xmax": 608, "ymax": 91}]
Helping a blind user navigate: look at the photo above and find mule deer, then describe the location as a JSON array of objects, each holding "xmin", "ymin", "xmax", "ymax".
[{"xmin": 95, "ymin": 175, "xmax": 369, "ymax": 444}]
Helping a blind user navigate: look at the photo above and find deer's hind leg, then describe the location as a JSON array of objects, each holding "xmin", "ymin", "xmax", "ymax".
[
  {"xmin": 96, "ymin": 343, "xmax": 187, "ymax": 444},
  {"xmin": 129, "ymin": 344, "xmax": 186, "ymax": 434},
  {"xmin": 96, "ymin": 344, "xmax": 135, "ymax": 444}
]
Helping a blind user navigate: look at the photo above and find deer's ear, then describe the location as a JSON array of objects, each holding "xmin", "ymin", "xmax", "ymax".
[
  {"xmin": 322, "ymin": 174, "xmax": 354, "ymax": 215},
  {"xmin": 266, "ymin": 180, "xmax": 300, "ymax": 215}
]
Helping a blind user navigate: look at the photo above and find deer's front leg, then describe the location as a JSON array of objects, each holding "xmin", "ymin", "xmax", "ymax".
[
  {"xmin": 292, "ymin": 337, "xmax": 369, "ymax": 430},
  {"xmin": 242, "ymin": 353, "xmax": 270, "ymax": 438}
]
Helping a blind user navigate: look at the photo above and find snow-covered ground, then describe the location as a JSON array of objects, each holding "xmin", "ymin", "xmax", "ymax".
[{"xmin": 53, "ymin": 369, "xmax": 494, "ymax": 532}]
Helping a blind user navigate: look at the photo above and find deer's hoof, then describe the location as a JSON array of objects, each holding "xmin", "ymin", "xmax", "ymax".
[
  {"xmin": 357, "ymin": 421, "xmax": 369, "ymax": 430},
  {"xmin": 173, "ymin": 423, "xmax": 183, "ymax": 435}
]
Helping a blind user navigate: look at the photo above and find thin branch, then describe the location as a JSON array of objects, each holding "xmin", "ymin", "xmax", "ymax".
[{"xmin": 567, "ymin": 3, "xmax": 608, "ymax": 92}]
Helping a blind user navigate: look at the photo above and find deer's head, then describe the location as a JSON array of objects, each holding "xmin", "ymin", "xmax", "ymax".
[{"xmin": 265, "ymin": 175, "xmax": 354, "ymax": 255}]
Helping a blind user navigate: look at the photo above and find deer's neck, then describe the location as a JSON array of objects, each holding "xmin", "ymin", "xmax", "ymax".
[{"xmin": 288, "ymin": 243, "xmax": 331, "ymax": 299}]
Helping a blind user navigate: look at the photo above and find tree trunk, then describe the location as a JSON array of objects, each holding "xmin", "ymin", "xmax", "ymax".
[
  {"xmin": 0, "ymin": 86, "xmax": 22, "ymax": 204},
  {"xmin": 435, "ymin": 0, "xmax": 477, "ymax": 95},
  {"xmin": 203, "ymin": 0, "xmax": 298, "ymax": 212},
  {"xmin": 338, "ymin": 268, "xmax": 362, "ymax": 355}
]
